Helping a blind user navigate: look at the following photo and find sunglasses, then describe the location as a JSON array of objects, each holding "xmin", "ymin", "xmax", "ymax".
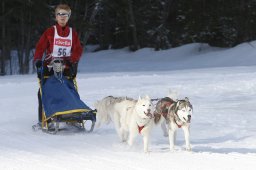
[{"xmin": 57, "ymin": 13, "xmax": 70, "ymax": 17}]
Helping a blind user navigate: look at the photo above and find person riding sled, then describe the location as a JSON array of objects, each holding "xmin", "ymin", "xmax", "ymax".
[{"xmin": 33, "ymin": 4, "xmax": 96, "ymax": 132}]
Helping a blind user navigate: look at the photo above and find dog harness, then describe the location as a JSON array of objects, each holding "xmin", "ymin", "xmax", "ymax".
[
  {"xmin": 158, "ymin": 97, "xmax": 175, "ymax": 119},
  {"xmin": 173, "ymin": 115, "xmax": 183, "ymax": 128},
  {"xmin": 156, "ymin": 97, "xmax": 185, "ymax": 128},
  {"xmin": 138, "ymin": 125, "xmax": 145, "ymax": 133},
  {"xmin": 137, "ymin": 114, "xmax": 153, "ymax": 134},
  {"xmin": 172, "ymin": 100, "xmax": 191, "ymax": 128}
]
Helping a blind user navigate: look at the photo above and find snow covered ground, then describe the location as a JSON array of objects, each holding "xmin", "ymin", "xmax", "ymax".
[{"xmin": 1, "ymin": 42, "xmax": 256, "ymax": 169}]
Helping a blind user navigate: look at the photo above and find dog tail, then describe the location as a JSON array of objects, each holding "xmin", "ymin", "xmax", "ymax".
[
  {"xmin": 167, "ymin": 89, "xmax": 178, "ymax": 100},
  {"xmin": 94, "ymin": 99, "xmax": 112, "ymax": 128}
]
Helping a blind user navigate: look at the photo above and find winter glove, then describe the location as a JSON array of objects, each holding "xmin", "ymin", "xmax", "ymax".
[
  {"xmin": 34, "ymin": 60, "xmax": 43, "ymax": 79},
  {"xmin": 70, "ymin": 63, "xmax": 78, "ymax": 79},
  {"xmin": 65, "ymin": 59, "xmax": 72, "ymax": 67},
  {"xmin": 65, "ymin": 60, "xmax": 78, "ymax": 79},
  {"xmin": 35, "ymin": 60, "xmax": 42, "ymax": 68}
]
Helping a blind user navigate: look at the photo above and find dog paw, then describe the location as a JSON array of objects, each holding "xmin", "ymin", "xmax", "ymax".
[
  {"xmin": 120, "ymin": 140, "xmax": 126, "ymax": 143},
  {"xmin": 185, "ymin": 146, "xmax": 192, "ymax": 151},
  {"xmin": 169, "ymin": 147, "xmax": 175, "ymax": 152},
  {"xmin": 127, "ymin": 140, "xmax": 133, "ymax": 146},
  {"xmin": 144, "ymin": 150, "xmax": 151, "ymax": 154}
]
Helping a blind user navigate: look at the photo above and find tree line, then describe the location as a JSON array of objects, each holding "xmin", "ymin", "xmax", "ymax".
[{"xmin": 1, "ymin": 0, "xmax": 256, "ymax": 75}]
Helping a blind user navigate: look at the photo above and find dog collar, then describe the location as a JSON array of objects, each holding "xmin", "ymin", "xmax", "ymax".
[
  {"xmin": 174, "ymin": 111, "xmax": 183, "ymax": 128},
  {"xmin": 174, "ymin": 118, "xmax": 182, "ymax": 128}
]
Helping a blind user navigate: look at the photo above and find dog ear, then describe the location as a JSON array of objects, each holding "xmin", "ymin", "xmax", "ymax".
[
  {"xmin": 168, "ymin": 89, "xmax": 178, "ymax": 100},
  {"xmin": 138, "ymin": 95, "xmax": 141, "ymax": 101},
  {"xmin": 176, "ymin": 101, "xmax": 180, "ymax": 109},
  {"xmin": 145, "ymin": 95, "xmax": 150, "ymax": 100},
  {"xmin": 185, "ymin": 97, "xmax": 189, "ymax": 102}
]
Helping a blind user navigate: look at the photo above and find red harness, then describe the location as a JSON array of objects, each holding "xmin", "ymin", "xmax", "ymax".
[
  {"xmin": 161, "ymin": 101, "xmax": 173, "ymax": 119},
  {"xmin": 138, "ymin": 125, "xmax": 145, "ymax": 133}
]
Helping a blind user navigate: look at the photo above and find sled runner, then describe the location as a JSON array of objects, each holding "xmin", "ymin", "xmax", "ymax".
[{"xmin": 33, "ymin": 58, "xmax": 96, "ymax": 134}]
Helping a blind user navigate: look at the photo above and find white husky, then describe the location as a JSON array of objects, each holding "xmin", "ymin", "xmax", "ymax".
[
  {"xmin": 94, "ymin": 95, "xmax": 154, "ymax": 152},
  {"xmin": 154, "ymin": 97, "xmax": 193, "ymax": 151},
  {"xmin": 119, "ymin": 95, "xmax": 154, "ymax": 152}
]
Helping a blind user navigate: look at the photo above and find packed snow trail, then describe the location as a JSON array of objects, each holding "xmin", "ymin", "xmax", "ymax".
[{"xmin": 0, "ymin": 66, "xmax": 256, "ymax": 170}]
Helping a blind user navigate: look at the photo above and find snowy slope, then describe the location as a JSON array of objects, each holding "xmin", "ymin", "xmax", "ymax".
[{"xmin": 0, "ymin": 42, "xmax": 256, "ymax": 170}]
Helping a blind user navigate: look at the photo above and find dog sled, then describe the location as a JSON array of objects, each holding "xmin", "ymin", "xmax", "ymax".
[{"xmin": 32, "ymin": 58, "xmax": 96, "ymax": 134}]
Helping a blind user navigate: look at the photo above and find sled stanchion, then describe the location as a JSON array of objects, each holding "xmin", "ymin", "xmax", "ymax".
[
  {"xmin": 83, "ymin": 120, "xmax": 95, "ymax": 133},
  {"xmin": 54, "ymin": 121, "xmax": 59, "ymax": 134},
  {"xmin": 89, "ymin": 121, "xmax": 95, "ymax": 132}
]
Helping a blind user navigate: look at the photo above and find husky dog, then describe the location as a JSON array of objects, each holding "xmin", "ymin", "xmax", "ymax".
[
  {"xmin": 120, "ymin": 95, "xmax": 154, "ymax": 152},
  {"xmin": 94, "ymin": 95, "xmax": 154, "ymax": 152},
  {"xmin": 154, "ymin": 97, "xmax": 193, "ymax": 151}
]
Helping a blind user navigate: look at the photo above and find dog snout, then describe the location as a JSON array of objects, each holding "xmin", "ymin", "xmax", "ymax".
[
  {"xmin": 188, "ymin": 115, "xmax": 191, "ymax": 122},
  {"xmin": 145, "ymin": 111, "xmax": 153, "ymax": 119},
  {"xmin": 147, "ymin": 109, "xmax": 151, "ymax": 113},
  {"xmin": 148, "ymin": 113, "xmax": 153, "ymax": 119}
]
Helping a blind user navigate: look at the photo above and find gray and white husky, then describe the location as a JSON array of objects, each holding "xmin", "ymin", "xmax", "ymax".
[
  {"xmin": 154, "ymin": 97, "xmax": 193, "ymax": 151},
  {"xmin": 94, "ymin": 95, "xmax": 154, "ymax": 152}
]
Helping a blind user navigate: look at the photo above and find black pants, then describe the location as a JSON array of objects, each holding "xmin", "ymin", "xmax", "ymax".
[{"xmin": 38, "ymin": 89, "xmax": 42, "ymax": 122}]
